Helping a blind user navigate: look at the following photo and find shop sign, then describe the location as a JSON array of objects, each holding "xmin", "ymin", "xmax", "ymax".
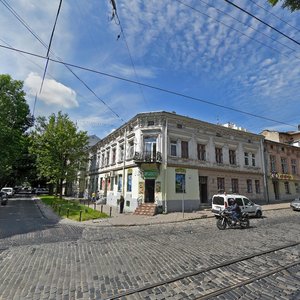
[
  {"xmin": 271, "ymin": 172, "xmax": 293, "ymax": 180},
  {"xmin": 144, "ymin": 170, "xmax": 158, "ymax": 179},
  {"xmin": 175, "ymin": 168, "xmax": 186, "ymax": 173}
]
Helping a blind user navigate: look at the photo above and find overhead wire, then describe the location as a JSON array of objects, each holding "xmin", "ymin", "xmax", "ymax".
[
  {"xmin": 0, "ymin": 0, "xmax": 124, "ymax": 122},
  {"xmin": 109, "ymin": 0, "xmax": 150, "ymax": 110},
  {"xmin": 175, "ymin": 0, "xmax": 293, "ymax": 59},
  {"xmin": 223, "ymin": 0, "xmax": 300, "ymax": 47},
  {"xmin": 39, "ymin": 0, "xmax": 62, "ymax": 94},
  {"xmin": 248, "ymin": 0, "xmax": 300, "ymax": 33},
  {"xmin": 196, "ymin": 0, "xmax": 299, "ymax": 58},
  {"xmin": 0, "ymin": 42, "xmax": 297, "ymax": 129}
]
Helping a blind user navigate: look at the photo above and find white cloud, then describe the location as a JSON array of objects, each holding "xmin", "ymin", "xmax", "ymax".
[{"xmin": 24, "ymin": 72, "xmax": 79, "ymax": 108}]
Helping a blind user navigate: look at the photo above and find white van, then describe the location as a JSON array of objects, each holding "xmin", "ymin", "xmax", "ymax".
[
  {"xmin": 1, "ymin": 187, "xmax": 14, "ymax": 197},
  {"xmin": 211, "ymin": 193, "xmax": 262, "ymax": 218}
]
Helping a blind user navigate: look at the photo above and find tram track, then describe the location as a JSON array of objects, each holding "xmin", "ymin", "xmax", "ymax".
[{"xmin": 105, "ymin": 241, "xmax": 300, "ymax": 300}]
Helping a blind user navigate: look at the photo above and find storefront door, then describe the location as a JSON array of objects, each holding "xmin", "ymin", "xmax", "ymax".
[
  {"xmin": 145, "ymin": 179, "xmax": 155, "ymax": 203},
  {"xmin": 199, "ymin": 176, "xmax": 208, "ymax": 203}
]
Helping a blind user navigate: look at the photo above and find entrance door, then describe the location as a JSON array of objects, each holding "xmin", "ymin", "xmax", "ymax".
[
  {"xmin": 199, "ymin": 176, "xmax": 208, "ymax": 203},
  {"xmin": 145, "ymin": 179, "xmax": 155, "ymax": 203},
  {"xmin": 273, "ymin": 181, "xmax": 279, "ymax": 200}
]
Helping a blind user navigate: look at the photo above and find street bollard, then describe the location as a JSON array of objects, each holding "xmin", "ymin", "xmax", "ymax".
[
  {"xmin": 101, "ymin": 205, "xmax": 103, "ymax": 213},
  {"xmin": 79, "ymin": 210, "xmax": 83, "ymax": 222},
  {"xmin": 109, "ymin": 207, "xmax": 112, "ymax": 217},
  {"xmin": 67, "ymin": 208, "xmax": 70, "ymax": 218}
]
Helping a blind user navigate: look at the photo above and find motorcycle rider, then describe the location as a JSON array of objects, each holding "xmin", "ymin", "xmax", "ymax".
[{"xmin": 228, "ymin": 198, "xmax": 241, "ymax": 225}]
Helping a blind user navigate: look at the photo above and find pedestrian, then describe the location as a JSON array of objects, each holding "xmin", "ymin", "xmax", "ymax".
[
  {"xmin": 119, "ymin": 195, "xmax": 125, "ymax": 213},
  {"xmin": 92, "ymin": 191, "xmax": 96, "ymax": 202}
]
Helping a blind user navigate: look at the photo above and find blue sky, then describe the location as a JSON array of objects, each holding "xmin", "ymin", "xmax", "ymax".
[{"xmin": 0, "ymin": 0, "xmax": 299, "ymax": 138}]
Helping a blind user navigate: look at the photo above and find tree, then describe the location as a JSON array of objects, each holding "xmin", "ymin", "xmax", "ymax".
[
  {"xmin": 268, "ymin": 0, "xmax": 300, "ymax": 11},
  {"xmin": 0, "ymin": 74, "xmax": 33, "ymax": 186},
  {"xmin": 30, "ymin": 112, "xmax": 89, "ymax": 198}
]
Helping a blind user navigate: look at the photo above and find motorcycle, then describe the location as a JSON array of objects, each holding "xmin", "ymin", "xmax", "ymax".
[{"xmin": 216, "ymin": 209, "xmax": 250, "ymax": 230}]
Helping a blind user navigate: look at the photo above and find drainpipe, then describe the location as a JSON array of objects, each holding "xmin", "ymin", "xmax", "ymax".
[
  {"xmin": 261, "ymin": 138, "xmax": 269, "ymax": 204},
  {"xmin": 163, "ymin": 118, "xmax": 168, "ymax": 213}
]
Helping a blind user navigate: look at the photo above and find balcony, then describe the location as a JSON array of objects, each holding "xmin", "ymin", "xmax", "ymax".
[{"xmin": 133, "ymin": 151, "xmax": 162, "ymax": 164}]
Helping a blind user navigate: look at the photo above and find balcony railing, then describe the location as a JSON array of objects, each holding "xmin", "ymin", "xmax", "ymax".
[{"xmin": 133, "ymin": 151, "xmax": 162, "ymax": 163}]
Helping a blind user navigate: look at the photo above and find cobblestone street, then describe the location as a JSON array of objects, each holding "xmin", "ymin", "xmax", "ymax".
[{"xmin": 0, "ymin": 197, "xmax": 299, "ymax": 299}]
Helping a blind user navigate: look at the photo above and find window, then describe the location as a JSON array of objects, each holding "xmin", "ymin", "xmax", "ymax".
[
  {"xmin": 270, "ymin": 155, "xmax": 276, "ymax": 172},
  {"xmin": 247, "ymin": 179, "xmax": 252, "ymax": 193},
  {"xmin": 170, "ymin": 140, "xmax": 177, "ymax": 156},
  {"xmin": 99, "ymin": 178, "xmax": 103, "ymax": 190},
  {"xmin": 229, "ymin": 149, "xmax": 236, "ymax": 165},
  {"xmin": 284, "ymin": 181, "xmax": 290, "ymax": 194},
  {"xmin": 112, "ymin": 148, "xmax": 116, "ymax": 165},
  {"xmin": 127, "ymin": 173, "xmax": 132, "ymax": 192},
  {"xmin": 281, "ymin": 157, "xmax": 288, "ymax": 174},
  {"xmin": 106, "ymin": 150, "xmax": 110, "ymax": 166},
  {"xmin": 101, "ymin": 153, "xmax": 105, "ymax": 167},
  {"xmin": 295, "ymin": 183, "xmax": 300, "ymax": 193},
  {"xmin": 217, "ymin": 177, "xmax": 225, "ymax": 192},
  {"xmin": 197, "ymin": 144, "xmax": 206, "ymax": 161},
  {"xmin": 147, "ymin": 120, "xmax": 154, "ymax": 126},
  {"xmin": 252, "ymin": 154, "xmax": 256, "ymax": 167},
  {"xmin": 291, "ymin": 159, "xmax": 297, "ymax": 175},
  {"xmin": 215, "ymin": 147, "xmax": 223, "ymax": 164},
  {"xmin": 181, "ymin": 141, "xmax": 189, "ymax": 159},
  {"xmin": 110, "ymin": 177, "xmax": 113, "ymax": 191},
  {"xmin": 119, "ymin": 144, "xmax": 124, "ymax": 162},
  {"xmin": 118, "ymin": 175, "xmax": 122, "ymax": 192},
  {"xmin": 144, "ymin": 137, "xmax": 157, "ymax": 161},
  {"xmin": 127, "ymin": 140, "xmax": 134, "ymax": 159},
  {"xmin": 244, "ymin": 152, "xmax": 249, "ymax": 166},
  {"xmin": 176, "ymin": 173, "xmax": 186, "ymax": 193},
  {"xmin": 255, "ymin": 180, "xmax": 260, "ymax": 194},
  {"xmin": 231, "ymin": 178, "xmax": 239, "ymax": 193}
]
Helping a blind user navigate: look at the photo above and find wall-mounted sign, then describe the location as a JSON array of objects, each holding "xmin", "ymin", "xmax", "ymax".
[
  {"xmin": 143, "ymin": 170, "xmax": 158, "ymax": 179},
  {"xmin": 175, "ymin": 168, "xmax": 186, "ymax": 173},
  {"xmin": 271, "ymin": 172, "xmax": 293, "ymax": 180}
]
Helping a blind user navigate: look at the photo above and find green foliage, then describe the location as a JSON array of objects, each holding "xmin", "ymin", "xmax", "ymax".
[
  {"xmin": 268, "ymin": 0, "xmax": 300, "ymax": 11},
  {"xmin": 30, "ymin": 112, "xmax": 89, "ymax": 196},
  {"xmin": 0, "ymin": 74, "xmax": 33, "ymax": 185},
  {"xmin": 40, "ymin": 195, "xmax": 109, "ymax": 221}
]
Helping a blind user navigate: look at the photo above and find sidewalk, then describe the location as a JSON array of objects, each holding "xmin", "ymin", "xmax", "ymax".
[{"xmin": 79, "ymin": 201, "xmax": 291, "ymax": 227}]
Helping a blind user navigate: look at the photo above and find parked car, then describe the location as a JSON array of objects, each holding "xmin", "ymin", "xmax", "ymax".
[
  {"xmin": 1, "ymin": 187, "xmax": 14, "ymax": 197},
  {"xmin": 290, "ymin": 198, "xmax": 300, "ymax": 211},
  {"xmin": 34, "ymin": 187, "xmax": 49, "ymax": 195},
  {"xmin": 0, "ymin": 191, "xmax": 8, "ymax": 205},
  {"xmin": 211, "ymin": 193, "xmax": 263, "ymax": 218}
]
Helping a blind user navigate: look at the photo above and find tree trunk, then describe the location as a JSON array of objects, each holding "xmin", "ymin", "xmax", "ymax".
[{"xmin": 59, "ymin": 178, "xmax": 63, "ymax": 199}]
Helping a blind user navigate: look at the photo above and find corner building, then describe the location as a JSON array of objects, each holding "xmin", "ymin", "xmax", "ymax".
[{"xmin": 86, "ymin": 112, "xmax": 266, "ymax": 213}]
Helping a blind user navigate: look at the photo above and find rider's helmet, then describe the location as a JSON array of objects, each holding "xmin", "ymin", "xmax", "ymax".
[{"xmin": 228, "ymin": 198, "xmax": 235, "ymax": 205}]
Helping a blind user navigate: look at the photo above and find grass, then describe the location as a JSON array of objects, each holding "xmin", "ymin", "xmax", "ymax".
[{"xmin": 40, "ymin": 195, "xmax": 109, "ymax": 221}]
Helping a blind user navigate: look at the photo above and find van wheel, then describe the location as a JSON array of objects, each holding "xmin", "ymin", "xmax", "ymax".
[{"xmin": 255, "ymin": 210, "xmax": 262, "ymax": 218}]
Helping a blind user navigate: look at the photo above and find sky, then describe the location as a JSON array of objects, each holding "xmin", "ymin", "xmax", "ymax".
[{"xmin": 0, "ymin": 0, "xmax": 299, "ymax": 138}]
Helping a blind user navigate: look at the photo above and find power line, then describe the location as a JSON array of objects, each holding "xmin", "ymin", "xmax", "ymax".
[
  {"xmin": 0, "ymin": 42, "xmax": 297, "ymax": 129},
  {"xmin": 39, "ymin": 0, "xmax": 63, "ymax": 94},
  {"xmin": 196, "ymin": 0, "xmax": 299, "ymax": 58},
  {"xmin": 249, "ymin": 0, "xmax": 300, "ymax": 33},
  {"xmin": 0, "ymin": 0, "xmax": 124, "ymax": 122},
  {"xmin": 224, "ymin": 0, "xmax": 300, "ymax": 47},
  {"xmin": 175, "ymin": 0, "xmax": 294, "ymax": 59},
  {"xmin": 109, "ymin": 0, "xmax": 150, "ymax": 110}
]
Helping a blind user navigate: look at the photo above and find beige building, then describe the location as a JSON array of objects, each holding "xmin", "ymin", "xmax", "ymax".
[
  {"xmin": 85, "ymin": 112, "xmax": 266, "ymax": 213},
  {"xmin": 262, "ymin": 132, "xmax": 300, "ymax": 202}
]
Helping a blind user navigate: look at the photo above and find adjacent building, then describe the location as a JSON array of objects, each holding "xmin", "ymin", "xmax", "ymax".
[
  {"xmin": 261, "ymin": 129, "xmax": 300, "ymax": 202},
  {"xmin": 85, "ymin": 112, "xmax": 266, "ymax": 212}
]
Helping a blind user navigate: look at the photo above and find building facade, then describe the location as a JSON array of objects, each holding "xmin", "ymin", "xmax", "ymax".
[
  {"xmin": 85, "ymin": 112, "xmax": 266, "ymax": 212},
  {"xmin": 263, "ymin": 139, "xmax": 300, "ymax": 202}
]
